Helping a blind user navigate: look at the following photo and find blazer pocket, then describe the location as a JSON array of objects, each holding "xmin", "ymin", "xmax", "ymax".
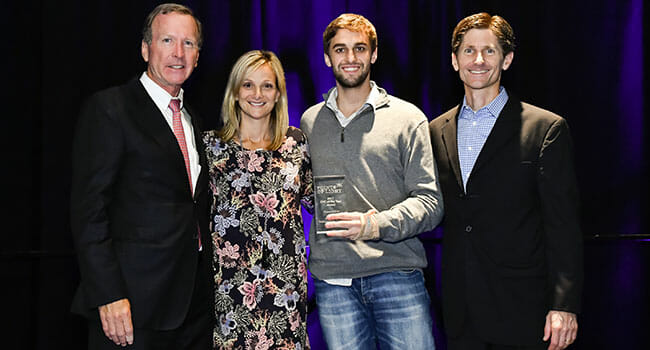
[{"xmin": 518, "ymin": 160, "xmax": 538, "ymax": 181}]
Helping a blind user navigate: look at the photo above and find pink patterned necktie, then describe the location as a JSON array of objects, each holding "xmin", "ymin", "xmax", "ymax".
[
  {"xmin": 168, "ymin": 99, "xmax": 202, "ymax": 250},
  {"xmin": 168, "ymin": 99, "xmax": 192, "ymax": 189}
]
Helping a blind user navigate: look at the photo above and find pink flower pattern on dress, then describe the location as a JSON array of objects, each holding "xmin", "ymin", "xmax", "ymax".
[
  {"xmin": 249, "ymin": 192, "xmax": 279, "ymax": 217},
  {"xmin": 277, "ymin": 136, "xmax": 296, "ymax": 153},
  {"xmin": 245, "ymin": 151, "xmax": 265, "ymax": 172},
  {"xmin": 204, "ymin": 127, "xmax": 313, "ymax": 349},
  {"xmin": 238, "ymin": 279, "xmax": 263, "ymax": 311},
  {"xmin": 214, "ymin": 241, "xmax": 240, "ymax": 269},
  {"xmin": 298, "ymin": 260, "xmax": 308, "ymax": 281},
  {"xmin": 245, "ymin": 327, "xmax": 274, "ymax": 350}
]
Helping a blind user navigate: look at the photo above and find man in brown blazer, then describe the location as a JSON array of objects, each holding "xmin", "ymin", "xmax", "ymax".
[{"xmin": 429, "ymin": 13, "xmax": 583, "ymax": 350}]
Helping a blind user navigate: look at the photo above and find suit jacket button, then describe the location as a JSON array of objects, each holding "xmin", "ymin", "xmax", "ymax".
[
  {"xmin": 465, "ymin": 225, "xmax": 472, "ymax": 232},
  {"xmin": 458, "ymin": 193, "xmax": 465, "ymax": 199}
]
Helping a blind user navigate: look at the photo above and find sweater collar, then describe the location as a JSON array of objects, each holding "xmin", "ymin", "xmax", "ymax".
[{"xmin": 322, "ymin": 81, "xmax": 389, "ymax": 113}]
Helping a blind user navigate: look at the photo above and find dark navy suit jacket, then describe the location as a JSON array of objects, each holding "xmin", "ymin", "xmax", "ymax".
[{"xmin": 71, "ymin": 78, "xmax": 212, "ymax": 330}]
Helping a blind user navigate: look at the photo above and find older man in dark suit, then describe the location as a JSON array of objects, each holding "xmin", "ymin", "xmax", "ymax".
[
  {"xmin": 429, "ymin": 13, "xmax": 583, "ymax": 350},
  {"xmin": 70, "ymin": 3, "xmax": 212, "ymax": 349}
]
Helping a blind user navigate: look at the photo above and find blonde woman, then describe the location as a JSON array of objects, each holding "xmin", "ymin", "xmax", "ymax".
[{"xmin": 203, "ymin": 50, "xmax": 313, "ymax": 349}]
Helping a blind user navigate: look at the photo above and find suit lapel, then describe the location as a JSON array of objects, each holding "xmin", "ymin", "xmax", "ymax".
[
  {"xmin": 440, "ymin": 105, "xmax": 465, "ymax": 191},
  {"xmin": 469, "ymin": 96, "xmax": 522, "ymax": 177},
  {"xmin": 185, "ymin": 103, "xmax": 206, "ymax": 200},
  {"xmin": 123, "ymin": 79, "xmax": 192, "ymax": 193}
]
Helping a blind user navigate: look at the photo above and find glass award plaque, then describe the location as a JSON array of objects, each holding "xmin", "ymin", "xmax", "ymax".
[{"xmin": 314, "ymin": 175, "xmax": 346, "ymax": 234}]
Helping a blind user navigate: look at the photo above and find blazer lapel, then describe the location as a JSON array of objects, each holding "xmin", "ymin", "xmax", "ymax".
[
  {"xmin": 185, "ymin": 103, "xmax": 206, "ymax": 200},
  {"xmin": 469, "ymin": 97, "xmax": 522, "ymax": 177},
  {"xmin": 124, "ymin": 79, "xmax": 191, "ymax": 188},
  {"xmin": 440, "ymin": 105, "xmax": 465, "ymax": 191}
]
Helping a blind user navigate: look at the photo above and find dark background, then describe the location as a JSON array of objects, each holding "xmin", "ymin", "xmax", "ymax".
[{"xmin": 3, "ymin": 0, "xmax": 648, "ymax": 349}]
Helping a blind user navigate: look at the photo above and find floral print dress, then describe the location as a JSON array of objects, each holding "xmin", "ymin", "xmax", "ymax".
[{"xmin": 204, "ymin": 126, "xmax": 313, "ymax": 350}]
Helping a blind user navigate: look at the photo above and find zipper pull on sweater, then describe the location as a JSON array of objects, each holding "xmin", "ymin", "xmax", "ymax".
[{"xmin": 340, "ymin": 127, "xmax": 345, "ymax": 142}]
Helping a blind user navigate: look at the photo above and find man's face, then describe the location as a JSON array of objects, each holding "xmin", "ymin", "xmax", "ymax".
[
  {"xmin": 452, "ymin": 28, "xmax": 513, "ymax": 93},
  {"xmin": 141, "ymin": 12, "xmax": 200, "ymax": 96},
  {"xmin": 324, "ymin": 29, "xmax": 377, "ymax": 88}
]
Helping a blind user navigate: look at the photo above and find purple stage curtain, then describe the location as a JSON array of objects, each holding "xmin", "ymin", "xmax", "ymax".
[{"xmin": 4, "ymin": 0, "xmax": 646, "ymax": 349}]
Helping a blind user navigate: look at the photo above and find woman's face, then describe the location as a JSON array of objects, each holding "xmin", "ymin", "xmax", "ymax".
[{"xmin": 236, "ymin": 64, "xmax": 279, "ymax": 122}]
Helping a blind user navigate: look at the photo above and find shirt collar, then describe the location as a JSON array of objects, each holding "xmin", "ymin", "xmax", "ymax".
[
  {"xmin": 326, "ymin": 80, "xmax": 380, "ymax": 115},
  {"xmin": 460, "ymin": 86, "xmax": 508, "ymax": 119},
  {"xmin": 139, "ymin": 72, "xmax": 185, "ymax": 112}
]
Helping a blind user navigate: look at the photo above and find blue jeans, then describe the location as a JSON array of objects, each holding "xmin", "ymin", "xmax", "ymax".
[{"xmin": 314, "ymin": 270, "xmax": 435, "ymax": 350}]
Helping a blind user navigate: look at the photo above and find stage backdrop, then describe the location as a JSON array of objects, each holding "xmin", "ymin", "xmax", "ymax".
[{"xmin": 3, "ymin": 0, "xmax": 647, "ymax": 349}]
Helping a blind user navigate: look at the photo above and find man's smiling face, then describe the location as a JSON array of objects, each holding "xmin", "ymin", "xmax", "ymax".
[
  {"xmin": 325, "ymin": 29, "xmax": 377, "ymax": 88},
  {"xmin": 452, "ymin": 28, "xmax": 513, "ymax": 94},
  {"xmin": 141, "ymin": 12, "xmax": 200, "ymax": 96}
]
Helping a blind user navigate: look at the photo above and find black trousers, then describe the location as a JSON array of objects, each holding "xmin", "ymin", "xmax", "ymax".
[
  {"xmin": 448, "ymin": 309, "xmax": 547, "ymax": 350},
  {"xmin": 448, "ymin": 337, "xmax": 547, "ymax": 350},
  {"xmin": 88, "ymin": 252, "xmax": 213, "ymax": 350}
]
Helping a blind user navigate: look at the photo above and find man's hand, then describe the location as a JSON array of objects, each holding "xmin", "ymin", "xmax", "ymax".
[
  {"xmin": 325, "ymin": 209, "xmax": 378, "ymax": 240},
  {"xmin": 98, "ymin": 298, "xmax": 133, "ymax": 346},
  {"xmin": 543, "ymin": 310, "xmax": 577, "ymax": 350}
]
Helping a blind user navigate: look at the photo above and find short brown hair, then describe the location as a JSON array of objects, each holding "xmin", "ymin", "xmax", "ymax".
[
  {"xmin": 142, "ymin": 3, "xmax": 203, "ymax": 49},
  {"xmin": 323, "ymin": 13, "xmax": 377, "ymax": 54},
  {"xmin": 451, "ymin": 12, "xmax": 515, "ymax": 55}
]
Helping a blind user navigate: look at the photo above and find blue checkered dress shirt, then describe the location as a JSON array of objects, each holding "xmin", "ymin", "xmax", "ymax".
[{"xmin": 457, "ymin": 87, "xmax": 509, "ymax": 190}]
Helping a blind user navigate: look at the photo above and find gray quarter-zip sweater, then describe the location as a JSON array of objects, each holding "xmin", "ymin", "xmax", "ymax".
[{"xmin": 300, "ymin": 85, "xmax": 444, "ymax": 279}]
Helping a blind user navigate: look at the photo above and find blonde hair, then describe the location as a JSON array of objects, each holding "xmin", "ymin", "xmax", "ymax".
[{"xmin": 219, "ymin": 50, "xmax": 289, "ymax": 151}]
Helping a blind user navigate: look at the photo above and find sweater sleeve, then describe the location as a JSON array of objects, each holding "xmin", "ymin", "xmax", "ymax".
[{"xmin": 374, "ymin": 119, "xmax": 444, "ymax": 242}]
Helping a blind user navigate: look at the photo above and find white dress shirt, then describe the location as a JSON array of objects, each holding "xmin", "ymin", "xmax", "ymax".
[{"xmin": 140, "ymin": 72, "xmax": 201, "ymax": 193}]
